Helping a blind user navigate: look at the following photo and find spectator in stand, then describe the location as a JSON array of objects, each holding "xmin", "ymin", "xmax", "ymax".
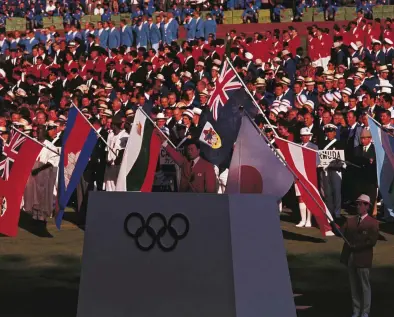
[
  {"xmin": 242, "ymin": 1, "xmax": 259, "ymax": 23},
  {"xmin": 211, "ymin": 4, "xmax": 224, "ymax": 24}
]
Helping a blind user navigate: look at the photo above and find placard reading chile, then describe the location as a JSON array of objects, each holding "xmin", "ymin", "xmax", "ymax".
[{"xmin": 319, "ymin": 150, "xmax": 345, "ymax": 168}]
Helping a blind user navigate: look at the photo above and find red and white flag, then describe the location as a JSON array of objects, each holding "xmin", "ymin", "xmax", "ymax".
[
  {"xmin": 275, "ymin": 138, "xmax": 333, "ymax": 236},
  {"xmin": 0, "ymin": 130, "xmax": 42, "ymax": 237}
]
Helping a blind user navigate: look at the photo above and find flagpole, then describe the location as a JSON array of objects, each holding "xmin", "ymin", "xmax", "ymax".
[
  {"xmin": 138, "ymin": 107, "xmax": 177, "ymax": 149},
  {"xmin": 276, "ymin": 136, "xmax": 361, "ymax": 169},
  {"xmin": 70, "ymin": 103, "xmax": 117, "ymax": 156},
  {"xmin": 243, "ymin": 111, "xmax": 350, "ymax": 245},
  {"xmin": 225, "ymin": 55, "xmax": 279, "ymax": 137},
  {"xmin": 10, "ymin": 126, "xmax": 60, "ymax": 156}
]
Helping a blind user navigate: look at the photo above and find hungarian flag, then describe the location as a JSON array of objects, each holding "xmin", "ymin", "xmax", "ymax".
[
  {"xmin": 56, "ymin": 106, "xmax": 98, "ymax": 229},
  {"xmin": 226, "ymin": 115, "xmax": 293, "ymax": 198},
  {"xmin": 0, "ymin": 130, "xmax": 42, "ymax": 237},
  {"xmin": 275, "ymin": 138, "xmax": 334, "ymax": 236},
  {"xmin": 116, "ymin": 108, "xmax": 161, "ymax": 192}
]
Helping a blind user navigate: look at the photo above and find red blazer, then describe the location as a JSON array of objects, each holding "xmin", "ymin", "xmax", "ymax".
[
  {"xmin": 340, "ymin": 215, "xmax": 379, "ymax": 268},
  {"xmin": 165, "ymin": 145, "xmax": 217, "ymax": 193},
  {"xmin": 64, "ymin": 60, "xmax": 79, "ymax": 74}
]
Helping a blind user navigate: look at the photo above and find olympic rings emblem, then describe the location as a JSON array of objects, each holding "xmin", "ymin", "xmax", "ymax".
[{"xmin": 124, "ymin": 212, "xmax": 189, "ymax": 252}]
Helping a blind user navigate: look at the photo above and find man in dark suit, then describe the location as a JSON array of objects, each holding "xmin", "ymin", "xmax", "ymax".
[
  {"xmin": 340, "ymin": 194, "xmax": 379, "ymax": 317},
  {"xmin": 89, "ymin": 117, "xmax": 108, "ymax": 191},
  {"xmin": 162, "ymin": 139, "xmax": 216, "ymax": 193},
  {"xmin": 352, "ymin": 129, "xmax": 377, "ymax": 213},
  {"xmin": 183, "ymin": 47, "xmax": 195, "ymax": 74}
]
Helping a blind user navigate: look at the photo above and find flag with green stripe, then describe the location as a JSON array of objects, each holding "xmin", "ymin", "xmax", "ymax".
[{"xmin": 116, "ymin": 109, "xmax": 161, "ymax": 192}]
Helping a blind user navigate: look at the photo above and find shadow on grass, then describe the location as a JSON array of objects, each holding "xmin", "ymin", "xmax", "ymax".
[
  {"xmin": 290, "ymin": 252, "xmax": 394, "ymax": 317},
  {"xmin": 282, "ymin": 229, "xmax": 326, "ymax": 243},
  {"xmin": 18, "ymin": 212, "xmax": 53, "ymax": 238},
  {"xmin": 0, "ymin": 254, "xmax": 80, "ymax": 317}
]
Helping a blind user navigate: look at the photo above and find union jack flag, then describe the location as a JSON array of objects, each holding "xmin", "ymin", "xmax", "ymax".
[
  {"xmin": 0, "ymin": 131, "xmax": 26, "ymax": 181},
  {"xmin": 208, "ymin": 59, "xmax": 242, "ymax": 121}
]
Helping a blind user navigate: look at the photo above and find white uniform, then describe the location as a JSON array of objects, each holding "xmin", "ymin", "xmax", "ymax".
[{"xmin": 104, "ymin": 130, "xmax": 129, "ymax": 191}]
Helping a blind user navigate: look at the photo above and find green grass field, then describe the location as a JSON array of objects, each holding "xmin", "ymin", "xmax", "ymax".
[{"xmin": 0, "ymin": 210, "xmax": 393, "ymax": 317}]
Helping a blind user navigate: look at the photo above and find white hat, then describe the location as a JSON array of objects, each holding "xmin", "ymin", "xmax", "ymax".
[
  {"xmin": 213, "ymin": 59, "xmax": 222, "ymax": 66},
  {"xmin": 356, "ymin": 41, "xmax": 363, "ymax": 48},
  {"xmin": 155, "ymin": 74, "xmax": 166, "ymax": 81},
  {"xmin": 273, "ymin": 57, "xmax": 281, "ymax": 62},
  {"xmin": 212, "ymin": 66, "xmax": 220, "ymax": 71},
  {"xmin": 270, "ymin": 107, "xmax": 279, "ymax": 115},
  {"xmin": 352, "ymin": 57, "xmax": 361, "ymax": 64},
  {"xmin": 300, "ymin": 127, "xmax": 313, "ymax": 136},
  {"xmin": 98, "ymin": 103, "xmax": 108, "ymax": 109},
  {"xmin": 324, "ymin": 123, "xmax": 337, "ymax": 130},
  {"xmin": 76, "ymin": 84, "xmax": 89, "ymax": 94},
  {"xmin": 6, "ymin": 91, "xmax": 15, "ymax": 99},
  {"xmin": 356, "ymin": 194, "xmax": 371, "ymax": 204},
  {"xmin": 322, "ymin": 93, "xmax": 334, "ymax": 105},
  {"xmin": 281, "ymin": 49, "xmax": 290, "ymax": 56},
  {"xmin": 332, "ymin": 91, "xmax": 342, "ymax": 102},
  {"xmin": 296, "ymin": 76, "xmax": 305, "ymax": 82},
  {"xmin": 102, "ymin": 109, "xmax": 113, "ymax": 117},
  {"xmin": 380, "ymin": 87, "xmax": 392, "ymax": 94},
  {"xmin": 47, "ymin": 120, "xmax": 59, "ymax": 128},
  {"xmin": 304, "ymin": 100, "xmax": 315, "ymax": 109},
  {"xmin": 281, "ymin": 77, "xmax": 291, "ymax": 86},
  {"xmin": 280, "ymin": 99, "xmax": 291, "ymax": 108},
  {"xmin": 305, "ymin": 77, "xmax": 315, "ymax": 85},
  {"xmin": 155, "ymin": 112, "xmax": 168, "ymax": 120},
  {"xmin": 341, "ymin": 87, "xmax": 352, "ymax": 96},
  {"xmin": 353, "ymin": 72, "xmax": 363, "ymax": 80},
  {"xmin": 379, "ymin": 65, "xmax": 389, "ymax": 73},
  {"xmin": 255, "ymin": 77, "xmax": 266, "ymax": 87},
  {"xmin": 272, "ymin": 100, "xmax": 281, "ymax": 108},
  {"xmin": 199, "ymin": 89, "xmax": 209, "ymax": 96},
  {"xmin": 350, "ymin": 42, "xmax": 358, "ymax": 51},
  {"xmin": 334, "ymin": 74, "xmax": 344, "ymax": 79},
  {"xmin": 193, "ymin": 107, "xmax": 202, "ymax": 115},
  {"xmin": 333, "ymin": 42, "xmax": 341, "ymax": 48},
  {"xmin": 384, "ymin": 38, "xmax": 393, "ymax": 45},
  {"xmin": 182, "ymin": 109, "xmax": 194, "ymax": 119},
  {"xmin": 58, "ymin": 115, "xmax": 67, "ymax": 122},
  {"xmin": 126, "ymin": 109, "xmax": 134, "ymax": 117},
  {"xmin": 104, "ymin": 83, "xmax": 113, "ymax": 90},
  {"xmin": 245, "ymin": 52, "xmax": 253, "ymax": 60},
  {"xmin": 15, "ymin": 88, "xmax": 27, "ymax": 97},
  {"xmin": 197, "ymin": 61, "xmax": 205, "ymax": 67},
  {"xmin": 278, "ymin": 105, "xmax": 288, "ymax": 113},
  {"xmin": 19, "ymin": 118, "xmax": 29, "ymax": 126},
  {"xmin": 296, "ymin": 94, "xmax": 307, "ymax": 106},
  {"xmin": 372, "ymin": 39, "xmax": 382, "ymax": 45},
  {"xmin": 183, "ymin": 71, "xmax": 192, "ymax": 78}
]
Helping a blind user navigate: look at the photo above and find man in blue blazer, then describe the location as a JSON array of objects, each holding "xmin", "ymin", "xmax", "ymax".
[
  {"xmin": 161, "ymin": 14, "xmax": 177, "ymax": 44},
  {"xmin": 282, "ymin": 49, "xmax": 296, "ymax": 84},
  {"xmin": 194, "ymin": 12, "xmax": 204, "ymax": 39},
  {"xmin": 23, "ymin": 30, "xmax": 39, "ymax": 54},
  {"xmin": 134, "ymin": 18, "xmax": 149, "ymax": 49},
  {"xmin": 203, "ymin": 13, "xmax": 216, "ymax": 40},
  {"xmin": 108, "ymin": 21, "xmax": 120, "ymax": 49},
  {"xmin": 184, "ymin": 13, "xmax": 196, "ymax": 41},
  {"xmin": 147, "ymin": 16, "xmax": 161, "ymax": 51},
  {"xmin": 120, "ymin": 19, "xmax": 134, "ymax": 48},
  {"xmin": 168, "ymin": 12, "xmax": 179, "ymax": 42},
  {"xmin": 95, "ymin": 21, "xmax": 108, "ymax": 49}
]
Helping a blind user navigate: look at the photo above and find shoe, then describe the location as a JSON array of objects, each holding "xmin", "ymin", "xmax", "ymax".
[
  {"xmin": 351, "ymin": 313, "xmax": 360, "ymax": 317},
  {"xmin": 325, "ymin": 230, "xmax": 335, "ymax": 236},
  {"xmin": 360, "ymin": 313, "xmax": 369, "ymax": 317},
  {"xmin": 296, "ymin": 222, "xmax": 305, "ymax": 227}
]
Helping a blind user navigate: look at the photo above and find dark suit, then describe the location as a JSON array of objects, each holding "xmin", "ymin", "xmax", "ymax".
[
  {"xmin": 183, "ymin": 56, "xmax": 195, "ymax": 74},
  {"xmin": 88, "ymin": 128, "xmax": 108, "ymax": 191},
  {"xmin": 352, "ymin": 144, "xmax": 377, "ymax": 212},
  {"xmin": 165, "ymin": 145, "xmax": 216, "ymax": 193}
]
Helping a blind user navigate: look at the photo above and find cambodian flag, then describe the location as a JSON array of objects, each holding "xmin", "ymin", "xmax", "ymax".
[{"xmin": 56, "ymin": 107, "xmax": 98, "ymax": 229}]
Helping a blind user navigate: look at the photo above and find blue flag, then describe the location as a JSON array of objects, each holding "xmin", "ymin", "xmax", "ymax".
[
  {"xmin": 368, "ymin": 117, "xmax": 394, "ymax": 216},
  {"xmin": 56, "ymin": 107, "xmax": 98, "ymax": 228}
]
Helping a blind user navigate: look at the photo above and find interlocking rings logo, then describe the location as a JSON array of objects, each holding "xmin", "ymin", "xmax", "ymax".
[{"xmin": 124, "ymin": 212, "xmax": 189, "ymax": 252}]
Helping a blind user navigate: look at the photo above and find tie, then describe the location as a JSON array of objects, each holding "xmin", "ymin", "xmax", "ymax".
[
  {"xmin": 363, "ymin": 146, "xmax": 367, "ymax": 153},
  {"xmin": 110, "ymin": 70, "xmax": 114, "ymax": 78},
  {"xmin": 191, "ymin": 160, "xmax": 194, "ymax": 169},
  {"xmin": 357, "ymin": 216, "xmax": 362, "ymax": 226}
]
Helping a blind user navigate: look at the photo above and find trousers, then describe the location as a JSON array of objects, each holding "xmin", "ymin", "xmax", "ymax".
[
  {"xmin": 320, "ymin": 169, "xmax": 342, "ymax": 217},
  {"xmin": 348, "ymin": 255, "xmax": 371, "ymax": 316}
]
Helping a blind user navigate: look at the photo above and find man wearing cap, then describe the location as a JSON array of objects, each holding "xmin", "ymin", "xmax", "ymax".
[
  {"xmin": 383, "ymin": 38, "xmax": 394, "ymax": 65},
  {"xmin": 370, "ymin": 40, "xmax": 385, "ymax": 65},
  {"xmin": 295, "ymin": 127, "xmax": 319, "ymax": 228},
  {"xmin": 282, "ymin": 50, "xmax": 296, "ymax": 84},
  {"xmin": 348, "ymin": 42, "xmax": 360, "ymax": 68},
  {"xmin": 319, "ymin": 123, "xmax": 344, "ymax": 219},
  {"xmin": 340, "ymin": 194, "xmax": 379, "ymax": 317}
]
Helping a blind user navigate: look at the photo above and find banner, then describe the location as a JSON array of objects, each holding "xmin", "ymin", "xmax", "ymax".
[{"xmin": 319, "ymin": 150, "xmax": 345, "ymax": 168}]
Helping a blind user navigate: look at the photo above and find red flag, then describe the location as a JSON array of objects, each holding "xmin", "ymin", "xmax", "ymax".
[
  {"xmin": 275, "ymin": 138, "xmax": 333, "ymax": 237},
  {"xmin": 0, "ymin": 130, "xmax": 42, "ymax": 237}
]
